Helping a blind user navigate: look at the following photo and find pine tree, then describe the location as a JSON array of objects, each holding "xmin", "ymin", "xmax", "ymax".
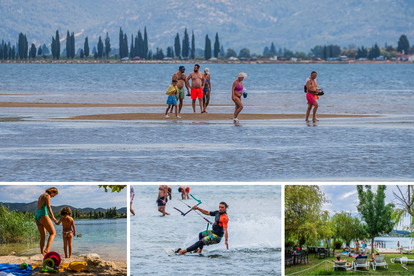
[
  {"xmin": 51, "ymin": 36, "xmax": 55, "ymax": 59},
  {"xmin": 71, "ymin": 32, "xmax": 75, "ymax": 59},
  {"xmin": 80, "ymin": 49, "xmax": 84, "ymax": 59},
  {"xmin": 11, "ymin": 46, "xmax": 15, "ymax": 60},
  {"xmin": 214, "ymin": 33, "xmax": 220, "ymax": 58},
  {"xmin": 263, "ymin": 46, "xmax": 269, "ymax": 56},
  {"xmin": 167, "ymin": 46, "xmax": 172, "ymax": 58},
  {"xmin": 3, "ymin": 43, "xmax": 8, "ymax": 60},
  {"xmin": 30, "ymin": 43, "xmax": 36, "ymax": 59},
  {"xmin": 191, "ymin": 31, "xmax": 195, "ymax": 59},
  {"xmin": 397, "ymin": 35, "xmax": 410, "ymax": 54},
  {"xmin": 97, "ymin": 36, "xmax": 103, "ymax": 59},
  {"xmin": 174, "ymin": 33, "xmax": 181, "ymax": 57},
  {"xmin": 204, "ymin": 34, "xmax": 211, "ymax": 60},
  {"xmin": 42, "ymin": 44, "xmax": 49, "ymax": 55},
  {"xmin": 220, "ymin": 45, "xmax": 225, "ymax": 56},
  {"xmin": 143, "ymin": 27, "xmax": 148, "ymax": 59},
  {"xmin": 123, "ymin": 33, "xmax": 128, "ymax": 58},
  {"xmin": 105, "ymin": 32, "xmax": 111, "ymax": 59},
  {"xmin": 130, "ymin": 34, "xmax": 134, "ymax": 58},
  {"xmin": 84, "ymin": 37, "xmax": 89, "ymax": 59},
  {"xmin": 38, "ymin": 46, "xmax": 42, "ymax": 56}
]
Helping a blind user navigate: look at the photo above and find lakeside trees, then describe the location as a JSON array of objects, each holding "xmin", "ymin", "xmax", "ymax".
[
  {"xmin": 204, "ymin": 34, "xmax": 211, "ymax": 60},
  {"xmin": 357, "ymin": 185, "xmax": 396, "ymax": 254}
]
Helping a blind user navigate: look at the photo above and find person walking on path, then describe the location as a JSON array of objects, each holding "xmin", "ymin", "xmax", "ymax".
[
  {"xmin": 232, "ymin": 72, "xmax": 247, "ymax": 122},
  {"xmin": 172, "ymin": 66, "xmax": 190, "ymax": 114},
  {"xmin": 35, "ymin": 187, "xmax": 59, "ymax": 255},
  {"xmin": 187, "ymin": 64, "xmax": 205, "ymax": 113}
]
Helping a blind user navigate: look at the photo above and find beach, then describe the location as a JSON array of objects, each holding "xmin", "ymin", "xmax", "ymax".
[{"xmin": 0, "ymin": 253, "xmax": 126, "ymax": 275}]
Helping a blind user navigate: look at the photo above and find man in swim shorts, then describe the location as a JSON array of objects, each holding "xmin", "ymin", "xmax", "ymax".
[
  {"xmin": 187, "ymin": 64, "xmax": 205, "ymax": 113},
  {"xmin": 178, "ymin": 185, "xmax": 190, "ymax": 200},
  {"xmin": 157, "ymin": 185, "xmax": 172, "ymax": 217},
  {"xmin": 305, "ymin": 71, "xmax": 322, "ymax": 122},
  {"xmin": 178, "ymin": 202, "xmax": 229, "ymax": 255},
  {"xmin": 172, "ymin": 66, "xmax": 190, "ymax": 114}
]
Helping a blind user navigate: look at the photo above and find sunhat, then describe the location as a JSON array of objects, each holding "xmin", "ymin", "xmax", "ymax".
[
  {"xmin": 235, "ymin": 72, "xmax": 248, "ymax": 79},
  {"xmin": 204, "ymin": 68, "xmax": 210, "ymax": 74}
]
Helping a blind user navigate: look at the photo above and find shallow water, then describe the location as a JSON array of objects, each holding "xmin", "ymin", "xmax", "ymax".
[
  {"xmin": 130, "ymin": 185, "xmax": 281, "ymax": 275},
  {"xmin": 0, "ymin": 64, "xmax": 413, "ymax": 181},
  {"xmin": 0, "ymin": 219, "xmax": 127, "ymax": 261}
]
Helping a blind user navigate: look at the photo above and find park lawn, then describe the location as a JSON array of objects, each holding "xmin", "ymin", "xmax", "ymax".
[{"xmin": 285, "ymin": 253, "xmax": 414, "ymax": 275}]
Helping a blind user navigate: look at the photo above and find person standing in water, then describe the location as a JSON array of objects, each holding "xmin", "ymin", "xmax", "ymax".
[
  {"xmin": 130, "ymin": 185, "xmax": 135, "ymax": 216},
  {"xmin": 177, "ymin": 202, "xmax": 229, "ymax": 255},
  {"xmin": 55, "ymin": 207, "xmax": 76, "ymax": 258},
  {"xmin": 157, "ymin": 185, "xmax": 171, "ymax": 216},
  {"xmin": 305, "ymin": 71, "xmax": 322, "ymax": 122},
  {"xmin": 232, "ymin": 72, "xmax": 247, "ymax": 122},
  {"xmin": 187, "ymin": 64, "xmax": 205, "ymax": 113},
  {"xmin": 172, "ymin": 66, "xmax": 190, "ymax": 114},
  {"xmin": 34, "ymin": 187, "xmax": 58, "ymax": 255},
  {"xmin": 202, "ymin": 68, "xmax": 211, "ymax": 113}
]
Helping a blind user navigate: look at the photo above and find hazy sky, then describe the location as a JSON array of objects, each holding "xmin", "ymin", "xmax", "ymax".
[
  {"xmin": 0, "ymin": 185, "xmax": 127, "ymax": 208},
  {"xmin": 320, "ymin": 185, "xmax": 411, "ymax": 229}
]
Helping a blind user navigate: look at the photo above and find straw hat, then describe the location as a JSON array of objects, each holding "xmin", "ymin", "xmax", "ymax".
[
  {"xmin": 204, "ymin": 68, "xmax": 210, "ymax": 74},
  {"xmin": 235, "ymin": 72, "xmax": 248, "ymax": 79}
]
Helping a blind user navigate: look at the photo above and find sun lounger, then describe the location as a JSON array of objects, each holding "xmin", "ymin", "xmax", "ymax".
[
  {"xmin": 354, "ymin": 258, "xmax": 369, "ymax": 271},
  {"xmin": 390, "ymin": 257, "xmax": 401, "ymax": 263},
  {"xmin": 333, "ymin": 261, "xmax": 347, "ymax": 271},
  {"xmin": 400, "ymin": 257, "xmax": 414, "ymax": 265},
  {"xmin": 371, "ymin": 255, "xmax": 388, "ymax": 271}
]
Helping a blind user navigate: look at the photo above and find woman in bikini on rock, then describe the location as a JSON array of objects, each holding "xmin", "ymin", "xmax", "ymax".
[{"xmin": 34, "ymin": 187, "xmax": 58, "ymax": 255}]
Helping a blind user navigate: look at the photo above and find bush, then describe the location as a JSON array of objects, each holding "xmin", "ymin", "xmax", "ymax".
[{"xmin": 0, "ymin": 204, "xmax": 39, "ymax": 243}]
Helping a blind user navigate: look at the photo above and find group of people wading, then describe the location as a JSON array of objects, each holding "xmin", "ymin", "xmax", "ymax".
[{"xmin": 166, "ymin": 65, "xmax": 323, "ymax": 123}]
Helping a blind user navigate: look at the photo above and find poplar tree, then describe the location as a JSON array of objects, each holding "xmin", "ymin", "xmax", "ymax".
[
  {"xmin": 167, "ymin": 46, "xmax": 172, "ymax": 58},
  {"xmin": 38, "ymin": 46, "xmax": 42, "ymax": 56},
  {"xmin": 182, "ymin": 28, "xmax": 189, "ymax": 58},
  {"xmin": 137, "ymin": 30, "xmax": 143, "ymax": 58},
  {"xmin": 51, "ymin": 37, "xmax": 55, "ymax": 59},
  {"xmin": 3, "ymin": 43, "xmax": 8, "ymax": 60},
  {"xmin": 270, "ymin": 42, "xmax": 276, "ymax": 54},
  {"xmin": 84, "ymin": 37, "xmax": 89, "ymax": 59},
  {"xmin": 80, "ymin": 49, "xmax": 84, "ymax": 59},
  {"xmin": 123, "ymin": 33, "xmax": 128, "ymax": 58},
  {"xmin": 130, "ymin": 34, "xmax": 134, "ymax": 58},
  {"xmin": 174, "ymin": 33, "xmax": 181, "ymax": 57},
  {"xmin": 143, "ymin": 27, "xmax": 148, "ymax": 59},
  {"xmin": 11, "ymin": 46, "xmax": 15, "ymax": 60},
  {"xmin": 214, "ymin": 33, "xmax": 220, "ymax": 58},
  {"xmin": 191, "ymin": 31, "xmax": 195, "ymax": 59},
  {"xmin": 357, "ymin": 185, "xmax": 395, "ymax": 254},
  {"xmin": 119, "ymin": 28, "xmax": 124, "ymax": 58},
  {"xmin": 105, "ymin": 32, "xmax": 111, "ymax": 59},
  {"xmin": 71, "ymin": 32, "xmax": 75, "ymax": 58},
  {"xmin": 55, "ymin": 30, "xmax": 60, "ymax": 59},
  {"xmin": 66, "ymin": 30, "xmax": 71, "ymax": 59},
  {"xmin": 30, "ymin": 43, "xmax": 36, "ymax": 59},
  {"xmin": 204, "ymin": 34, "xmax": 211, "ymax": 60},
  {"xmin": 97, "ymin": 36, "xmax": 103, "ymax": 59}
]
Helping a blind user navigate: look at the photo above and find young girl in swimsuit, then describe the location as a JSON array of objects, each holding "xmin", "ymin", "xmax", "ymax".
[
  {"xmin": 56, "ymin": 207, "xmax": 76, "ymax": 258},
  {"xmin": 35, "ymin": 187, "xmax": 58, "ymax": 255},
  {"xmin": 232, "ymin": 72, "xmax": 247, "ymax": 122}
]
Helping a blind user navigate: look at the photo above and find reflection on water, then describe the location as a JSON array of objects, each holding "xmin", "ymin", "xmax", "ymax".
[{"xmin": 0, "ymin": 219, "xmax": 127, "ymax": 261}]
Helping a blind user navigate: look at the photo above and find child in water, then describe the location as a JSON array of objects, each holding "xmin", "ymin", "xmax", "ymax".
[{"xmin": 56, "ymin": 207, "xmax": 76, "ymax": 258}]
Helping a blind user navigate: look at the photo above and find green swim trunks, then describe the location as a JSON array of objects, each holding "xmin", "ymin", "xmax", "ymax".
[{"xmin": 177, "ymin": 87, "xmax": 185, "ymax": 99}]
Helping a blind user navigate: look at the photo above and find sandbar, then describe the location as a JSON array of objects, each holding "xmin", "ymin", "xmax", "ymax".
[
  {"xmin": 0, "ymin": 102, "xmax": 231, "ymax": 108},
  {"xmin": 0, "ymin": 253, "xmax": 126, "ymax": 275},
  {"xmin": 68, "ymin": 113, "xmax": 377, "ymax": 121}
]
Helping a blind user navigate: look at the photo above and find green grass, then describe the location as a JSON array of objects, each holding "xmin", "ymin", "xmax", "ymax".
[
  {"xmin": 286, "ymin": 252, "xmax": 414, "ymax": 275},
  {"xmin": 0, "ymin": 204, "xmax": 39, "ymax": 243}
]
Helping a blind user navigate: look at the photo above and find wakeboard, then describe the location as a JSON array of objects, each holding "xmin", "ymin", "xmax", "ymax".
[{"xmin": 163, "ymin": 248, "xmax": 208, "ymax": 256}]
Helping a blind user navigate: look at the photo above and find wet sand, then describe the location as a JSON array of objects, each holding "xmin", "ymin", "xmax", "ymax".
[
  {"xmin": 0, "ymin": 102, "xmax": 231, "ymax": 108},
  {"xmin": 68, "ymin": 113, "xmax": 377, "ymax": 121},
  {"xmin": 0, "ymin": 253, "xmax": 126, "ymax": 275}
]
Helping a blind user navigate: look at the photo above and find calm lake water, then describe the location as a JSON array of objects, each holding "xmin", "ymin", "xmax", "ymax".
[
  {"xmin": 0, "ymin": 64, "xmax": 413, "ymax": 181},
  {"xmin": 130, "ymin": 185, "xmax": 281, "ymax": 275},
  {"xmin": 0, "ymin": 219, "xmax": 127, "ymax": 261}
]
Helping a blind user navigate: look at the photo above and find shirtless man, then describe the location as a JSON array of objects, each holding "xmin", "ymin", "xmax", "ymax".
[
  {"xmin": 157, "ymin": 185, "xmax": 172, "ymax": 216},
  {"xmin": 187, "ymin": 64, "xmax": 205, "ymax": 113},
  {"xmin": 305, "ymin": 71, "xmax": 322, "ymax": 122},
  {"xmin": 178, "ymin": 185, "xmax": 190, "ymax": 200},
  {"xmin": 172, "ymin": 66, "xmax": 190, "ymax": 114}
]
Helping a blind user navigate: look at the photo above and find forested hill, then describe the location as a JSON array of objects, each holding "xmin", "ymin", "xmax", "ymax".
[
  {"xmin": 1, "ymin": 0, "xmax": 414, "ymax": 53},
  {"xmin": 0, "ymin": 201, "xmax": 126, "ymax": 214}
]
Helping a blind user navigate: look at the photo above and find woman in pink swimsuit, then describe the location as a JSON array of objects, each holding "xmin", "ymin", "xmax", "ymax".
[{"xmin": 232, "ymin": 72, "xmax": 247, "ymax": 122}]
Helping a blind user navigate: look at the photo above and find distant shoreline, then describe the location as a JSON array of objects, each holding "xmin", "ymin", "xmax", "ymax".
[{"xmin": 0, "ymin": 59, "xmax": 410, "ymax": 65}]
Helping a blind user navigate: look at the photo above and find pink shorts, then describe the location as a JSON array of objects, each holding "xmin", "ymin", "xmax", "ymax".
[
  {"xmin": 306, "ymin": 93, "xmax": 316, "ymax": 105},
  {"xmin": 191, "ymin": 88, "xmax": 203, "ymax": 100}
]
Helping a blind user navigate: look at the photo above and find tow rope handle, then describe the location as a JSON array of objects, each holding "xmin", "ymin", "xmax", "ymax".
[{"xmin": 182, "ymin": 194, "xmax": 203, "ymax": 216}]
